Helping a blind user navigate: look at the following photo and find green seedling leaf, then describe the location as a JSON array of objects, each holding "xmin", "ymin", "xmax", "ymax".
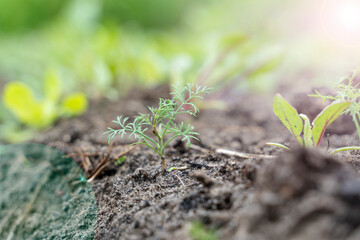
[
  {"xmin": 299, "ymin": 114, "xmax": 313, "ymax": 148},
  {"xmin": 44, "ymin": 69, "xmax": 61, "ymax": 103},
  {"xmin": 190, "ymin": 221, "xmax": 218, "ymax": 240},
  {"xmin": 168, "ymin": 167, "xmax": 177, "ymax": 172},
  {"xmin": 114, "ymin": 156, "xmax": 126, "ymax": 166},
  {"xmin": 273, "ymin": 94, "xmax": 303, "ymax": 145},
  {"xmin": 61, "ymin": 93, "xmax": 88, "ymax": 116},
  {"xmin": 330, "ymin": 146, "xmax": 360, "ymax": 155},
  {"xmin": 266, "ymin": 142, "xmax": 290, "ymax": 150},
  {"xmin": 312, "ymin": 101, "xmax": 350, "ymax": 146}
]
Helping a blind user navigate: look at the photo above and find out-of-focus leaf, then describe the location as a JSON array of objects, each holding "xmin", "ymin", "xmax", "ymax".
[
  {"xmin": 247, "ymin": 55, "xmax": 282, "ymax": 78},
  {"xmin": 3, "ymin": 82, "xmax": 57, "ymax": 128},
  {"xmin": 3, "ymin": 82, "xmax": 40, "ymax": 126},
  {"xmin": 44, "ymin": 69, "xmax": 61, "ymax": 103},
  {"xmin": 61, "ymin": 92, "xmax": 88, "ymax": 116},
  {"xmin": 220, "ymin": 33, "xmax": 247, "ymax": 49}
]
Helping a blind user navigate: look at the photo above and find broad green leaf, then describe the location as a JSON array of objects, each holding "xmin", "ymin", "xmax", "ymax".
[
  {"xmin": 312, "ymin": 101, "xmax": 351, "ymax": 146},
  {"xmin": 44, "ymin": 69, "xmax": 62, "ymax": 103},
  {"xmin": 61, "ymin": 93, "xmax": 88, "ymax": 116},
  {"xmin": 273, "ymin": 94, "xmax": 303, "ymax": 145},
  {"xmin": 299, "ymin": 114, "xmax": 313, "ymax": 148}
]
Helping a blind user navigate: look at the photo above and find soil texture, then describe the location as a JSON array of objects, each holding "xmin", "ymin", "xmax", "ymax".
[{"xmin": 34, "ymin": 85, "xmax": 360, "ymax": 240}]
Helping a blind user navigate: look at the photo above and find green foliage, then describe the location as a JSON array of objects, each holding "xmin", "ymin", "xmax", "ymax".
[
  {"xmin": 190, "ymin": 221, "xmax": 218, "ymax": 240},
  {"xmin": 167, "ymin": 167, "xmax": 177, "ymax": 173},
  {"xmin": 0, "ymin": 0, "xmax": 285, "ymax": 143},
  {"xmin": 0, "ymin": 0, "xmax": 68, "ymax": 33},
  {"xmin": 270, "ymin": 94, "xmax": 354, "ymax": 153},
  {"xmin": 61, "ymin": 93, "xmax": 88, "ymax": 117},
  {"xmin": 311, "ymin": 101, "xmax": 350, "ymax": 146},
  {"xmin": 101, "ymin": 0, "xmax": 192, "ymax": 29},
  {"xmin": 114, "ymin": 156, "xmax": 127, "ymax": 166},
  {"xmin": 273, "ymin": 94, "xmax": 303, "ymax": 145},
  {"xmin": 105, "ymin": 84, "xmax": 210, "ymax": 168},
  {"xmin": 300, "ymin": 114, "xmax": 313, "ymax": 148},
  {"xmin": 310, "ymin": 70, "xmax": 360, "ymax": 141},
  {"xmin": 2, "ymin": 70, "xmax": 88, "ymax": 129}
]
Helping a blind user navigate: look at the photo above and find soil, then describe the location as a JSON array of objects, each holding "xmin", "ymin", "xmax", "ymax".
[{"xmin": 33, "ymin": 85, "xmax": 360, "ymax": 240}]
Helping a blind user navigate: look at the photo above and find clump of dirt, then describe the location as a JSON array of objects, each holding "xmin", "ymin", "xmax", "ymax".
[{"xmin": 231, "ymin": 148, "xmax": 360, "ymax": 240}]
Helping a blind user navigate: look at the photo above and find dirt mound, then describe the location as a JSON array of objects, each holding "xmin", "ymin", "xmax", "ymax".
[{"xmin": 233, "ymin": 149, "xmax": 360, "ymax": 240}]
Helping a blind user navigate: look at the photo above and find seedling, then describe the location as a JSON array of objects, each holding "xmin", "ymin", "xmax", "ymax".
[
  {"xmin": 190, "ymin": 221, "xmax": 218, "ymax": 240},
  {"xmin": 114, "ymin": 156, "xmax": 127, "ymax": 166},
  {"xmin": 268, "ymin": 94, "xmax": 360, "ymax": 154},
  {"xmin": 105, "ymin": 83, "xmax": 210, "ymax": 168},
  {"xmin": 309, "ymin": 70, "xmax": 360, "ymax": 141},
  {"xmin": 2, "ymin": 70, "xmax": 88, "ymax": 129}
]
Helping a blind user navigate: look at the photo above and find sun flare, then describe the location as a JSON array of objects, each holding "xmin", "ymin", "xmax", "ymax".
[{"xmin": 322, "ymin": 0, "xmax": 360, "ymax": 45}]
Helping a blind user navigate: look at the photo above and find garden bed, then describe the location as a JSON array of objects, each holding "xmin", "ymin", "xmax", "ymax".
[{"xmin": 34, "ymin": 86, "xmax": 360, "ymax": 240}]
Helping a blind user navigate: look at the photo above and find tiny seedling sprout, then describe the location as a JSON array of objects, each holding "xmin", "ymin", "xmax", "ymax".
[
  {"xmin": 268, "ymin": 94, "xmax": 360, "ymax": 154},
  {"xmin": 105, "ymin": 83, "xmax": 210, "ymax": 168},
  {"xmin": 114, "ymin": 156, "xmax": 127, "ymax": 166}
]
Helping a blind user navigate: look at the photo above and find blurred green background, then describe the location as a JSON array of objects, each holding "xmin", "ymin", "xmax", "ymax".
[{"xmin": 0, "ymin": 0, "xmax": 359, "ymax": 142}]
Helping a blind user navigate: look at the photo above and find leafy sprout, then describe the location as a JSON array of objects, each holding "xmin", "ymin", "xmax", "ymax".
[
  {"xmin": 2, "ymin": 70, "xmax": 88, "ymax": 130},
  {"xmin": 105, "ymin": 83, "xmax": 211, "ymax": 168},
  {"xmin": 268, "ymin": 94, "xmax": 360, "ymax": 154},
  {"xmin": 309, "ymin": 70, "xmax": 360, "ymax": 141}
]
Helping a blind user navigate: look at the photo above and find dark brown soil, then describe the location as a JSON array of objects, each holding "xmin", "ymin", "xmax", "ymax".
[{"xmin": 34, "ymin": 85, "xmax": 360, "ymax": 240}]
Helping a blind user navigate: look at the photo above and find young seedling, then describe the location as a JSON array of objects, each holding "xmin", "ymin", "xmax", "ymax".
[
  {"xmin": 268, "ymin": 94, "xmax": 360, "ymax": 154},
  {"xmin": 105, "ymin": 83, "xmax": 210, "ymax": 168},
  {"xmin": 309, "ymin": 70, "xmax": 360, "ymax": 141}
]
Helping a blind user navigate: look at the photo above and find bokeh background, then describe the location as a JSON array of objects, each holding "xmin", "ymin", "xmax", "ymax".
[{"xmin": 1, "ymin": 0, "xmax": 360, "ymax": 142}]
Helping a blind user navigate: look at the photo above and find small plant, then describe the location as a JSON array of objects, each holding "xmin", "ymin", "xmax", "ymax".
[
  {"xmin": 189, "ymin": 221, "xmax": 218, "ymax": 240},
  {"xmin": 268, "ymin": 94, "xmax": 360, "ymax": 154},
  {"xmin": 114, "ymin": 156, "xmax": 127, "ymax": 166},
  {"xmin": 309, "ymin": 70, "xmax": 360, "ymax": 141},
  {"xmin": 2, "ymin": 70, "xmax": 88, "ymax": 129},
  {"xmin": 105, "ymin": 83, "xmax": 210, "ymax": 168}
]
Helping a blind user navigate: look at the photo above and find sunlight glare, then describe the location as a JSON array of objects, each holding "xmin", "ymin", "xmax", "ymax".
[{"xmin": 322, "ymin": 0, "xmax": 360, "ymax": 45}]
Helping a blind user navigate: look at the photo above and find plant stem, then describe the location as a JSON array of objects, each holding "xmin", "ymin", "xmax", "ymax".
[
  {"xmin": 161, "ymin": 155, "xmax": 166, "ymax": 169},
  {"xmin": 354, "ymin": 113, "xmax": 360, "ymax": 141},
  {"xmin": 152, "ymin": 126, "xmax": 162, "ymax": 146}
]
